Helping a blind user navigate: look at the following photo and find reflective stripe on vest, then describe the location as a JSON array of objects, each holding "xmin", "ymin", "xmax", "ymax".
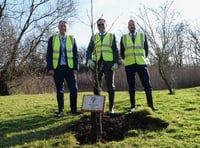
[
  {"xmin": 122, "ymin": 33, "xmax": 146, "ymax": 66},
  {"xmin": 52, "ymin": 34, "xmax": 74, "ymax": 69},
  {"xmin": 92, "ymin": 33, "xmax": 113, "ymax": 61}
]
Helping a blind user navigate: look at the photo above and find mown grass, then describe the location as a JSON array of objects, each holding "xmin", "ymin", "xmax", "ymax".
[{"xmin": 0, "ymin": 87, "xmax": 200, "ymax": 148}]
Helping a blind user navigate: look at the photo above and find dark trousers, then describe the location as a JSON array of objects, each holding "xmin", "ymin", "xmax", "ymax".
[
  {"xmin": 125, "ymin": 64, "xmax": 152, "ymax": 107},
  {"xmin": 125, "ymin": 64, "xmax": 156, "ymax": 109},
  {"xmin": 125, "ymin": 64, "xmax": 152, "ymax": 93},
  {"xmin": 93, "ymin": 60, "xmax": 115, "ymax": 110},
  {"xmin": 54, "ymin": 65, "xmax": 78, "ymax": 113}
]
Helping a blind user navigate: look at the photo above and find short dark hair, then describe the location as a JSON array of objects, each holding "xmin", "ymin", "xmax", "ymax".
[
  {"xmin": 59, "ymin": 20, "xmax": 68, "ymax": 25},
  {"xmin": 128, "ymin": 19, "xmax": 135, "ymax": 24},
  {"xmin": 97, "ymin": 18, "xmax": 106, "ymax": 24}
]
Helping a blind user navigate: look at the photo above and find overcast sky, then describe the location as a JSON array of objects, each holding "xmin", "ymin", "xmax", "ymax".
[{"xmin": 67, "ymin": 0, "xmax": 200, "ymax": 47}]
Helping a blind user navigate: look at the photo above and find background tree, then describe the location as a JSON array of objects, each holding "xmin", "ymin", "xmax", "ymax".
[
  {"xmin": 0, "ymin": 0, "xmax": 77, "ymax": 95},
  {"xmin": 0, "ymin": 0, "xmax": 6, "ymax": 20},
  {"xmin": 188, "ymin": 24, "xmax": 200, "ymax": 65},
  {"xmin": 136, "ymin": 0, "xmax": 187, "ymax": 94},
  {"xmin": 78, "ymin": 47, "xmax": 89, "ymax": 73}
]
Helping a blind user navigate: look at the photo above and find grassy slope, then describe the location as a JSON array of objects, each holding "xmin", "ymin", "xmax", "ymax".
[{"xmin": 0, "ymin": 87, "xmax": 200, "ymax": 148}]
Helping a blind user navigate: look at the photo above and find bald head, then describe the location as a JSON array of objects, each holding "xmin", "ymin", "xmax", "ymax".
[{"xmin": 128, "ymin": 19, "xmax": 136, "ymax": 33}]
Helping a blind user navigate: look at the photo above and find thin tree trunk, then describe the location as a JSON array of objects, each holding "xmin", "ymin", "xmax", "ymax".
[
  {"xmin": 0, "ymin": 79, "xmax": 9, "ymax": 95},
  {"xmin": 158, "ymin": 63, "xmax": 174, "ymax": 94}
]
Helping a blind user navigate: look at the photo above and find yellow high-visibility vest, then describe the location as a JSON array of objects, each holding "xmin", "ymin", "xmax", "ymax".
[
  {"xmin": 92, "ymin": 33, "xmax": 114, "ymax": 61},
  {"xmin": 52, "ymin": 34, "xmax": 74, "ymax": 69},
  {"xmin": 122, "ymin": 33, "xmax": 146, "ymax": 66}
]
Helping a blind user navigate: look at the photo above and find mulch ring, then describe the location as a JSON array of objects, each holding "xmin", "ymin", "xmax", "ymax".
[{"xmin": 71, "ymin": 109, "xmax": 169, "ymax": 145}]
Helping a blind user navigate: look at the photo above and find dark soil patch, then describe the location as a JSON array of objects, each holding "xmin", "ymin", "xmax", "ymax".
[{"xmin": 71, "ymin": 109, "xmax": 169, "ymax": 145}]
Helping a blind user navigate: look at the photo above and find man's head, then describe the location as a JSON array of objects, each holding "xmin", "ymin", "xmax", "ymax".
[
  {"xmin": 128, "ymin": 19, "xmax": 136, "ymax": 33},
  {"xmin": 97, "ymin": 18, "xmax": 106, "ymax": 33},
  {"xmin": 58, "ymin": 20, "xmax": 68, "ymax": 36}
]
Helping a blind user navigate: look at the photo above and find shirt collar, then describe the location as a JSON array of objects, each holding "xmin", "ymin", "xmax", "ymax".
[
  {"xmin": 99, "ymin": 32, "xmax": 106, "ymax": 36},
  {"xmin": 129, "ymin": 32, "xmax": 136, "ymax": 36},
  {"xmin": 60, "ymin": 34, "xmax": 66, "ymax": 38}
]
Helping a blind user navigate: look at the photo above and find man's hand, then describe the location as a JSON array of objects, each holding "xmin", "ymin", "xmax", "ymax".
[
  {"xmin": 111, "ymin": 63, "xmax": 118, "ymax": 71},
  {"xmin": 73, "ymin": 70, "xmax": 78, "ymax": 75},
  {"xmin": 118, "ymin": 59, "xmax": 124, "ymax": 68},
  {"xmin": 47, "ymin": 70, "xmax": 54, "ymax": 76},
  {"xmin": 87, "ymin": 59, "xmax": 95, "ymax": 70}
]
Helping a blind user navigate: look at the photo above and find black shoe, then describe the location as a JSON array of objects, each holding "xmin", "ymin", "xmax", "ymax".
[
  {"xmin": 149, "ymin": 106, "xmax": 158, "ymax": 111},
  {"xmin": 55, "ymin": 112, "xmax": 64, "ymax": 117},
  {"xmin": 70, "ymin": 111, "xmax": 82, "ymax": 115}
]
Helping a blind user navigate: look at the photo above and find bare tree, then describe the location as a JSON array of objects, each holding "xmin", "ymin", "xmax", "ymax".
[
  {"xmin": 188, "ymin": 25, "xmax": 200, "ymax": 65},
  {"xmin": 136, "ymin": 0, "xmax": 186, "ymax": 94},
  {"xmin": 0, "ymin": 0, "xmax": 77, "ymax": 95},
  {"xmin": 83, "ymin": 0, "xmax": 120, "ymax": 143},
  {"xmin": 170, "ymin": 22, "xmax": 187, "ymax": 67},
  {"xmin": 0, "ymin": 0, "xmax": 7, "ymax": 20}
]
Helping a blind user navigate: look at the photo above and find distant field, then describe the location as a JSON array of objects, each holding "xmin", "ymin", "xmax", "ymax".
[{"xmin": 0, "ymin": 87, "xmax": 200, "ymax": 148}]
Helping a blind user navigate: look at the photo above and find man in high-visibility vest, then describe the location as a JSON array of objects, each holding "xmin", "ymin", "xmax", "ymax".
[
  {"xmin": 120, "ymin": 19, "xmax": 157, "ymax": 112},
  {"xmin": 46, "ymin": 20, "xmax": 80, "ymax": 117},
  {"xmin": 86, "ymin": 18, "xmax": 119, "ymax": 114}
]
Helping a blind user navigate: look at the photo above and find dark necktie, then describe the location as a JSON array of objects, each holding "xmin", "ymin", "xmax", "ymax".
[
  {"xmin": 100, "ymin": 34, "xmax": 104, "ymax": 41},
  {"xmin": 131, "ymin": 34, "xmax": 135, "ymax": 41}
]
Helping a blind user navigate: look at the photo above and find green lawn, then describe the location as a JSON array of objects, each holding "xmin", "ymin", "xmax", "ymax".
[{"xmin": 0, "ymin": 87, "xmax": 200, "ymax": 148}]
